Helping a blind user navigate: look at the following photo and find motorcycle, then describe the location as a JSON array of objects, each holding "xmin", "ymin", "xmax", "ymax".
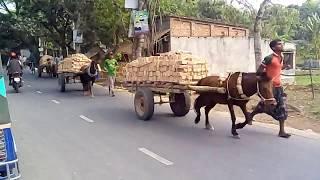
[{"xmin": 10, "ymin": 73, "xmax": 22, "ymax": 93}]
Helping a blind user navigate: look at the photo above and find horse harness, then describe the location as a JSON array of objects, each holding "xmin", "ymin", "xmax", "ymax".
[{"xmin": 225, "ymin": 72, "xmax": 275, "ymax": 102}]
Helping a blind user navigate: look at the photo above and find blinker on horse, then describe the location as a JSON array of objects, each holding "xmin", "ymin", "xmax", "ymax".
[{"xmin": 194, "ymin": 72, "xmax": 276, "ymax": 138}]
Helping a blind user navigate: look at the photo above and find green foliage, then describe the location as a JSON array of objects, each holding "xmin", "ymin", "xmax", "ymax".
[
  {"xmin": 94, "ymin": 0, "xmax": 130, "ymax": 47},
  {"xmin": 305, "ymin": 13, "xmax": 320, "ymax": 59},
  {"xmin": 159, "ymin": 0, "xmax": 198, "ymax": 17},
  {"xmin": 261, "ymin": 5, "xmax": 300, "ymax": 41},
  {"xmin": 0, "ymin": 0, "xmax": 40, "ymax": 50},
  {"xmin": 197, "ymin": 0, "xmax": 252, "ymax": 26},
  {"xmin": 297, "ymin": 43, "xmax": 315, "ymax": 62}
]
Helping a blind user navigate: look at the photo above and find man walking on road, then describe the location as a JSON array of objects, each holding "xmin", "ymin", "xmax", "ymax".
[
  {"xmin": 104, "ymin": 52, "xmax": 118, "ymax": 97},
  {"xmin": 251, "ymin": 39, "xmax": 291, "ymax": 138}
]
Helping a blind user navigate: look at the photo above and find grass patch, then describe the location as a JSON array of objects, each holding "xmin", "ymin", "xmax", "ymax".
[
  {"xmin": 295, "ymin": 70, "xmax": 320, "ymax": 86},
  {"xmin": 295, "ymin": 75, "xmax": 320, "ymax": 86}
]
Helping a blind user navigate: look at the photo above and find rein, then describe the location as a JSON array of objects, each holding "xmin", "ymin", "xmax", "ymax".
[
  {"xmin": 256, "ymin": 82, "xmax": 276, "ymax": 102},
  {"xmin": 226, "ymin": 72, "xmax": 275, "ymax": 102}
]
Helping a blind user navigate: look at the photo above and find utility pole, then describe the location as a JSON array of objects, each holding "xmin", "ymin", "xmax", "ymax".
[
  {"xmin": 73, "ymin": 9, "xmax": 81, "ymax": 53},
  {"xmin": 135, "ymin": 0, "xmax": 146, "ymax": 58}
]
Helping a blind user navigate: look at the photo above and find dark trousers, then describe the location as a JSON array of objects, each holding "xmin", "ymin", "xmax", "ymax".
[
  {"xmin": 274, "ymin": 87, "xmax": 285, "ymax": 108},
  {"xmin": 253, "ymin": 86, "xmax": 288, "ymax": 121},
  {"xmin": 272, "ymin": 87, "xmax": 288, "ymax": 121}
]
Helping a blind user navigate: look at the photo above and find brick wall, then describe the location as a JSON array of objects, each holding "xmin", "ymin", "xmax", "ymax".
[{"xmin": 169, "ymin": 17, "xmax": 248, "ymax": 38}]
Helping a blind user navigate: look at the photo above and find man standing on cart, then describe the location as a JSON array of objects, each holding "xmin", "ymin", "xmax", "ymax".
[{"xmin": 104, "ymin": 52, "xmax": 118, "ymax": 97}]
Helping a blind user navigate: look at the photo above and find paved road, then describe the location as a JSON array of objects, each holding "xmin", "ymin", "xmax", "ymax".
[{"xmin": 6, "ymin": 71, "xmax": 320, "ymax": 180}]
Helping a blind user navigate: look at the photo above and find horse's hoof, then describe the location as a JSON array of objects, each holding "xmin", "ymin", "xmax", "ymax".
[
  {"xmin": 232, "ymin": 135, "xmax": 241, "ymax": 139},
  {"xmin": 205, "ymin": 125, "xmax": 214, "ymax": 131},
  {"xmin": 278, "ymin": 133, "xmax": 291, "ymax": 138},
  {"xmin": 195, "ymin": 118, "xmax": 200, "ymax": 124}
]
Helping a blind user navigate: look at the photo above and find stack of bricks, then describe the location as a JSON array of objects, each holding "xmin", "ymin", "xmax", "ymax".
[
  {"xmin": 125, "ymin": 52, "xmax": 208, "ymax": 85},
  {"xmin": 115, "ymin": 62, "xmax": 127, "ymax": 83},
  {"xmin": 58, "ymin": 54, "xmax": 92, "ymax": 73}
]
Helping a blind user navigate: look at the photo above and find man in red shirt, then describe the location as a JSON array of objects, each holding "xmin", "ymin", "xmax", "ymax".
[{"xmin": 251, "ymin": 39, "xmax": 291, "ymax": 138}]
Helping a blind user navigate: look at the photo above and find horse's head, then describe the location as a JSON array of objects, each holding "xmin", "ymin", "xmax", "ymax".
[{"xmin": 256, "ymin": 73, "xmax": 276, "ymax": 106}]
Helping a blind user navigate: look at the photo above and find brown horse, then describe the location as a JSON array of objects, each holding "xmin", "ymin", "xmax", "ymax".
[{"xmin": 194, "ymin": 72, "xmax": 276, "ymax": 138}]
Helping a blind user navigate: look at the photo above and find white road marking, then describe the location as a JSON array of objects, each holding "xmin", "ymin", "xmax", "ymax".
[
  {"xmin": 51, "ymin": 100, "xmax": 60, "ymax": 104},
  {"xmin": 27, "ymin": 85, "xmax": 32, "ymax": 87},
  {"xmin": 138, "ymin": 148, "xmax": 174, "ymax": 166},
  {"xmin": 36, "ymin": 91, "xmax": 42, "ymax": 94},
  {"xmin": 79, "ymin": 115, "xmax": 94, "ymax": 123}
]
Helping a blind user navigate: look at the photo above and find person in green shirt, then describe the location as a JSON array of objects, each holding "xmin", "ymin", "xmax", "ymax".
[{"xmin": 104, "ymin": 52, "xmax": 118, "ymax": 97}]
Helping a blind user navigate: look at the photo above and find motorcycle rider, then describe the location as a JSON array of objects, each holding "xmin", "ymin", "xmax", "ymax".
[{"xmin": 7, "ymin": 52, "xmax": 23, "ymax": 85}]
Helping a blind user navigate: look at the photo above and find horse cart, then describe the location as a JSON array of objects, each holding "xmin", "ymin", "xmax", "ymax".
[
  {"xmin": 124, "ymin": 81, "xmax": 224, "ymax": 120},
  {"xmin": 57, "ymin": 46, "xmax": 107, "ymax": 93},
  {"xmin": 123, "ymin": 51, "xmax": 224, "ymax": 120}
]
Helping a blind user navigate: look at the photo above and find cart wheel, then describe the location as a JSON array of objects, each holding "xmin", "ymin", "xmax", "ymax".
[
  {"xmin": 134, "ymin": 88, "xmax": 154, "ymax": 121},
  {"xmin": 169, "ymin": 92, "xmax": 191, "ymax": 117},
  {"xmin": 58, "ymin": 74, "xmax": 66, "ymax": 92}
]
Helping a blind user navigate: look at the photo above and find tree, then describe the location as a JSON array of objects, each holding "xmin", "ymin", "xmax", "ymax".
[
  {"xmin": 29, "ymin": 0, "xmax": 79, "ymax": 56},
  {"xmin": 306, "ymin": 13, "xmax": 320, "ymax": 60},
  {"xmin": 262, "ymin": 5, "xmax": 300, "ymax": 41},
  {"xmin": 253, "ymin": 0, "xmax": 271, "ymax": 70},
  {"xmin": 197, "ymin": 0, "xmax": 252, "ymax": 26},
  {"xmin": 294, "ymin": 0, "xmax": 320, "ymax": 41},
  {"xmin": 159, "ymin": 0, "xmax": 198, "ymax": 17},
  {"xmin": 94, "ymin": 0, "xmax": 130, "ymax": 47},
  {"xmin": 0, "ymin": 0, "xmax": 40, "ymax": 57}
]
